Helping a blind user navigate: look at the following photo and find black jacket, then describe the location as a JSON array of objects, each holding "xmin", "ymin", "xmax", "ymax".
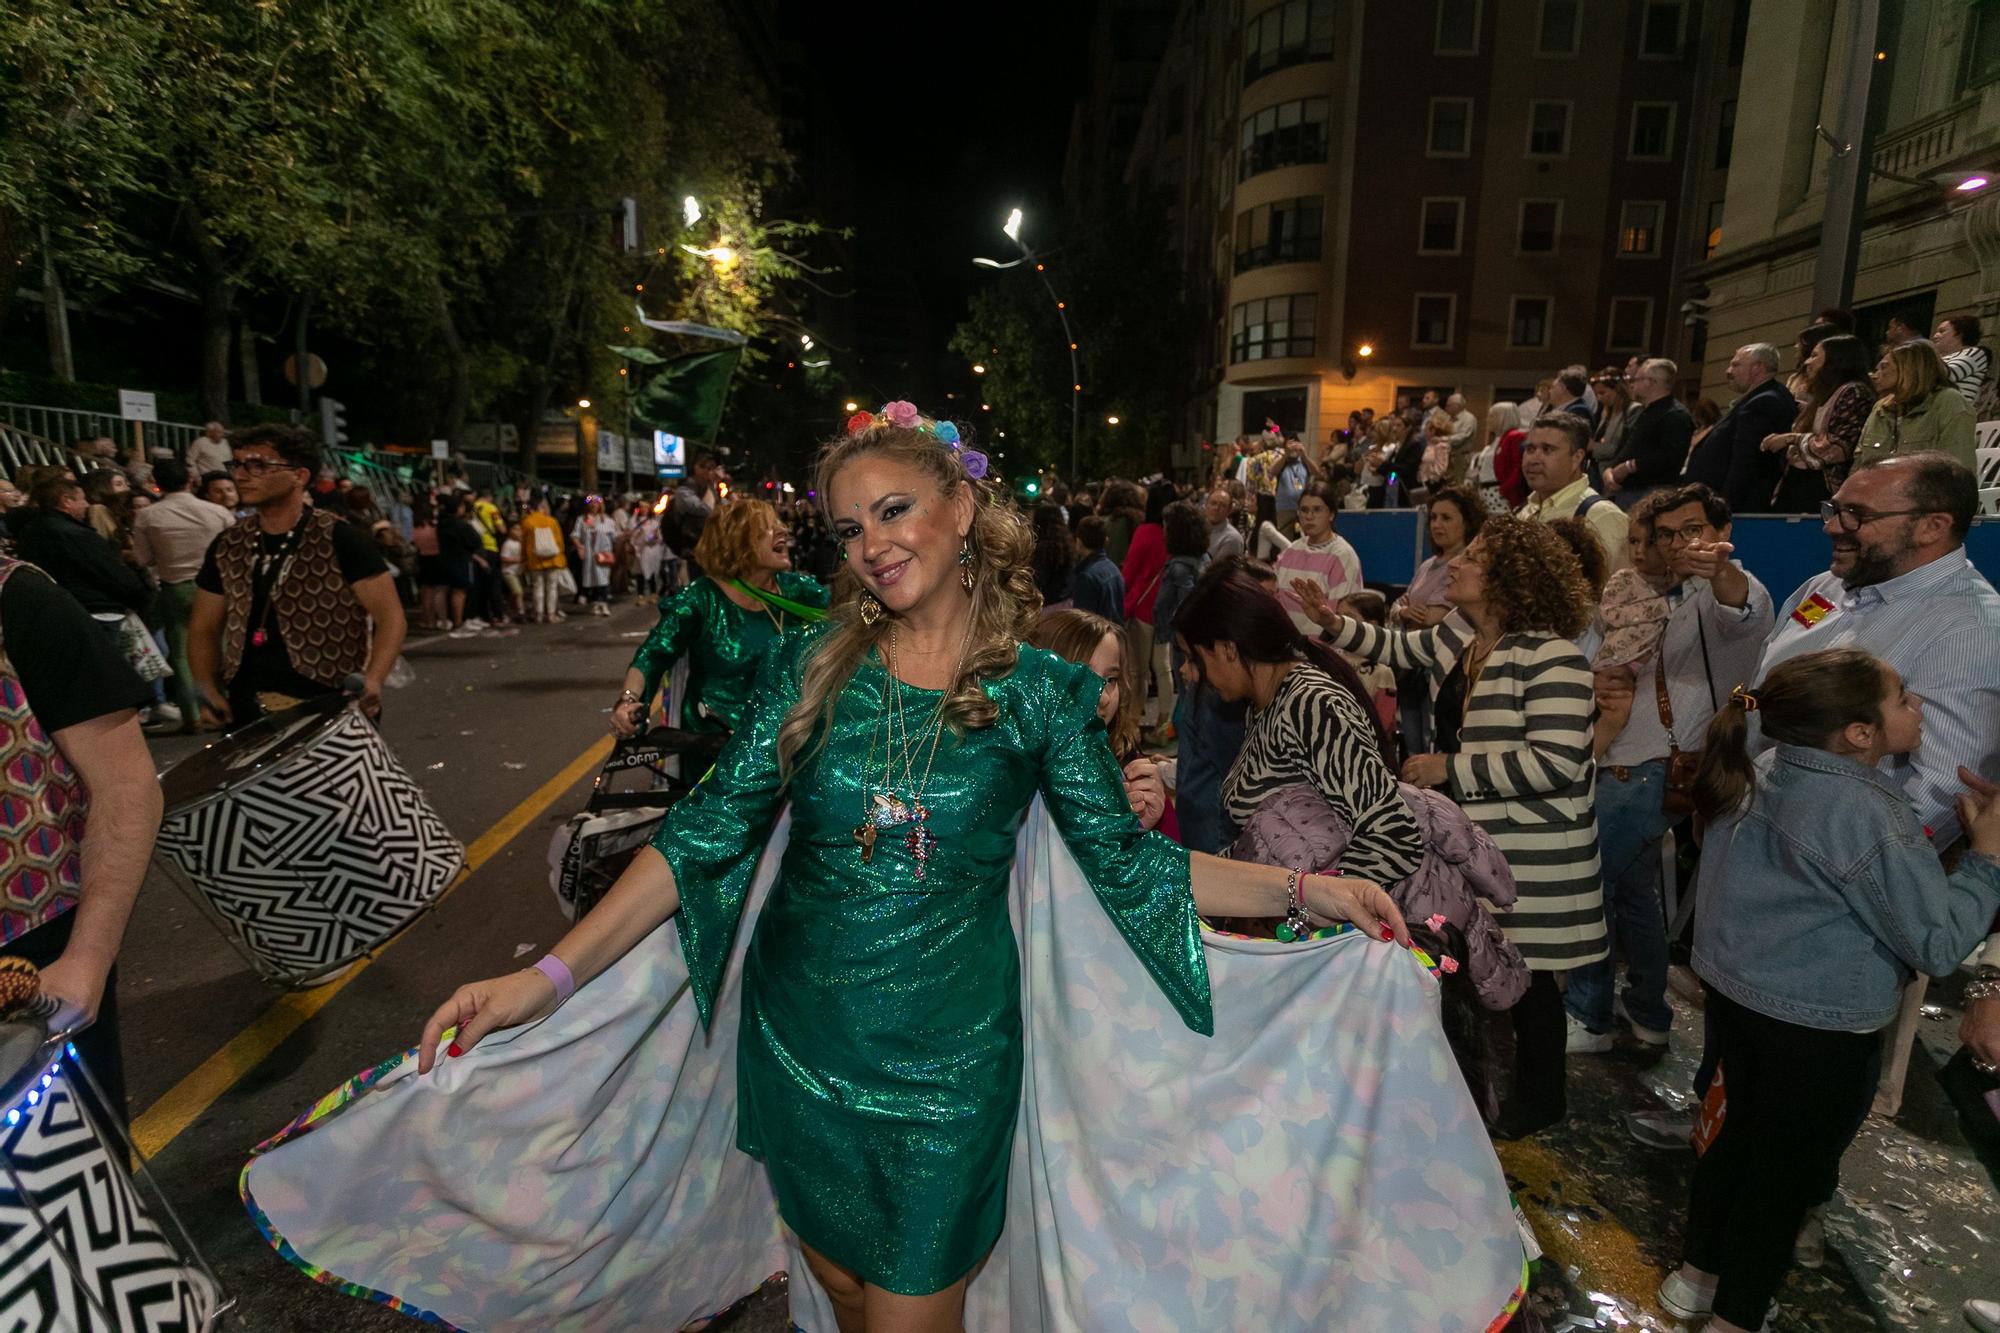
[
  {"xmin": 1682, "ymin": 379, "xmax": 1798, "ymax": 515},
  {"xmin": 14, "ymin": 510, "xmax": 149, "ymax": 615},
  {"xmin": 1611, "ymin": 396, "xmax": 1696, "ymax": 493}
]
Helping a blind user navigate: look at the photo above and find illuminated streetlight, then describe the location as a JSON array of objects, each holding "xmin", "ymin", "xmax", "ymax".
[
  {"xmin": 1004, "ymin": 208, "xmax": 1023, "ymax": 242},
  {"xmin": 1958, "ymin": 175, "xmax": 1991, "ymax": 193},
  {"xmin": 972, "ymin": 363, "xmax": 986, "ymax": 374},
  {"xmin": 683, "ymin": 196, "xmax": 702, "ymax": 227},
  {"xmin": 1357, "ymin": 343, "xmax": 1375, "ymax": 359},
  {"xmin": 577, "ymin": 398, "xmax": 592, "ymax": 409},
  {"xmin": 844, "ymin": 400, "xmax": 859, "ymax": 412},
  {"xmin": 1106, "ymin": 415, "xmax": 1120, "ymax": 426}
]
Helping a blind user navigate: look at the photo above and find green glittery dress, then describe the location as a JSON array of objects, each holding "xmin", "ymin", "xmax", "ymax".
[
  {"xmin": 650, "ymin": 624, "xmax": 1211, "ymax": 1295},
  {"xmin": 627, "ymin": 572, "xmax": 828, "ymax": 732}
]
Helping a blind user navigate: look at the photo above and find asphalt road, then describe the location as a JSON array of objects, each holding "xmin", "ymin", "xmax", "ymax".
[{"xmin": 105, "ymin": 596, "xmax": 1990, "ymax": 1332}]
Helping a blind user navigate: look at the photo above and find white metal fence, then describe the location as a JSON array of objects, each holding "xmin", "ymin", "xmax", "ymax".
[{"xmin": 0, "ymin": 400, "xmax": 203, "ymax": 462}]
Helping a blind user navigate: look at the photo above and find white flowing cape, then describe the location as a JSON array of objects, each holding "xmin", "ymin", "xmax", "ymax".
[{"xmin": 242, "ymin": 804, "xmax": 1526, "ymax": 1331}]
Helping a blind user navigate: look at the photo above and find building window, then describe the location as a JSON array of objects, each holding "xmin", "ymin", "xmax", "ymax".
[
  {"xmin": 1234, "ymin": 196, "xmax": 1325, "ymax": 272},
  {"xmin": 1418, "ymin": 197, "xmax": 1465, "ymax": 255},
  {"xmin": 1427, "ymin": 97, "xmax": 1474, "ymax": 157},
  {"xmin": 1231, "ymin": 293, "xmax": 1318, "ymax": 362},
  {"xmin": 1239, "ymin": 98, "xmax": 1331, "ymax": 180},
  {"xmin": 1704, "ymin": 199, "xmax": 1724, "ymax": 258},
  {"xmin": 1518, "ymin": 199, "xmax": 1562, "ymax": 254},
  {"xmin": 1412, "ymin": 293, "xmax": 1457, "ymax": 348},
  {"xmin": 1618, "ymin": 201, "xmax": 1664, "ymax": 256},
  {"xmin": 1968, "ymin": 1, "xmax": 2000, "ymax": 90},
  {"xmin": 1509, "ymin": 296, "xmax": 1552, "ymax": 349},
  {"xmin": 1435, "ymin": 0, "xmax": 1480, "ymax": 54},
  {"xmin": 1537, "ymin": 0, "xmax": 1581, "ymax": 54},
  {"xmin": 1629, "ymin": 103, "xmax": 1677, "ymax": 160},
  {"xmin": 1639, "ymin": 1, "xmax": 1685, "ymax": 57},
  {"xmin": 1242, "ymin": 0, "xmax": 1337, "ymax": 84},
  {"xmin": 1608, "ymin": 297, "xmax": 1654, "ymax": 352},
  {"xmin": 1714, "ymin": 99, "xmax": 1736, "ymax": 170},
  {"xmin": 1526, "ymin": 101, "xmax": 1571, "ymax": 156}
]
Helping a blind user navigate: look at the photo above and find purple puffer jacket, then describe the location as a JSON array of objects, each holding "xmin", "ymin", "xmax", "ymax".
[{"xmin": 1230, "ymin": 783, "xmax": 1530, "ymax": 1011}]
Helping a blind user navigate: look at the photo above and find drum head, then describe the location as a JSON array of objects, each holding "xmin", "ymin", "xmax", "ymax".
[
  {"xmin": 158, "ymin": 693, "xmax": 348, "ymax": 815},
  {"xmin": 0, "ymin": 1017, "xmax": 53, "ymax": 1109}
]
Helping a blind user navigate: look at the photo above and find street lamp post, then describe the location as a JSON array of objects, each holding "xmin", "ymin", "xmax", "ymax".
[{"xmin": 973, "ymin": 208, "xmax": 1081, "ymax": 482}]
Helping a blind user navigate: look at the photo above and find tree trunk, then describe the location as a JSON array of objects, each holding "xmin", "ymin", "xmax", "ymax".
[
  {"xmin": 433, "ymin": 279, "xmax": 470, "ymax": 449},
  {"xmin": 38, "ymin": 227, "xmax": 74, "ymax": 382},
  {"xmin": 184, "ymin": 206, "xmax": 235, "ymax": 421},
  {"xmin": 294, "ymin": 292, "xmax": 313, "ymax": 418},
  {"xmin": 237, "ymin": 314, "xmax": 262, "ymax": 406}
]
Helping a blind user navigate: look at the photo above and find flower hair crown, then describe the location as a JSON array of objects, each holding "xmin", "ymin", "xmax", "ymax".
[{"xmin": 845, "ymin": 400, "xmax": 989, "ymax": 480}]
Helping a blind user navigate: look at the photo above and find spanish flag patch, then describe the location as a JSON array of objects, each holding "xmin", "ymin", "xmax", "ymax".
[{"xmin": 1789, "ymin": 592, "xmax": 1836, "ymax": 628}]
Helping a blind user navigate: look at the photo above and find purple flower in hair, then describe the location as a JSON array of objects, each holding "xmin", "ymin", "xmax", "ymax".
[
  {"xmin": 882, "ymin": 400, "xmax": 920, "ymax": 429},
  {"xmin": 961, "ymin": 449, "xmax": 989, "ymax": 480}
]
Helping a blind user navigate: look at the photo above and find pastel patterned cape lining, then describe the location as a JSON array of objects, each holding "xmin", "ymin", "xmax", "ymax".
[{"xmin": 242, "ymin": 805, "xmax": 1526, "ymax": 1331}]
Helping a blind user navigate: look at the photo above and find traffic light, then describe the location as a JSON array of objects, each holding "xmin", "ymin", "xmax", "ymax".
[{"xmin": 318, "ymin": 397, "xmax": 349, "ymax": 448}]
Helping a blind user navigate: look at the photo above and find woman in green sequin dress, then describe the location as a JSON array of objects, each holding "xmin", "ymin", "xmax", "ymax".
[
  {"xmin": 420, "ymin": 407, "xmax": 1409, "ymax": 1332},
  {"xmin": 610, "ymin": 497, "xmax": 828, "ymax": 738}
]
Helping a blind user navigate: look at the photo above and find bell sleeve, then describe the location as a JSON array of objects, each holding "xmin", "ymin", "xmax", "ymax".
[
  {"xmin": 1033, "ymin": 656, "xmax": 1213, "ymax": 1035},
  {"xmin": 649, "ymin": 625, "xmax": 815, "ymax": 1029},
  {"xmin": 628, "ymin": 582, "xmax": 707, "ymax": 713}
]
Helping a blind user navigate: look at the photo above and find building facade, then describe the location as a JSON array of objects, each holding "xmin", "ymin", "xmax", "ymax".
[
  {"xmin": 1690, "ymin": 0, "xmax": 2000, "ymax": 407},
  {"xmin": 1124, "ymin": 0, "xmax": 1716, "ymax": 460}
]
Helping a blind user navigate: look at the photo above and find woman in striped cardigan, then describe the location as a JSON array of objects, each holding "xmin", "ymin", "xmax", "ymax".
[{"xmin": 1295, "ymin": 516, "xmax": 1604, "ymax": 1140}]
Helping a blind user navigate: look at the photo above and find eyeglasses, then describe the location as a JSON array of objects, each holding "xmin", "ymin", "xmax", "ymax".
[
  {"xmin": 1652, "ymin": 522, "xmax": 1713, "ymax": 547},
  {"xmin": 1817, "ymin": 501, "xmax": 1935, "ymax": 532},
  {"xmin": 228, "ymin": 456, "xmax": 291, "ymax": 474}
]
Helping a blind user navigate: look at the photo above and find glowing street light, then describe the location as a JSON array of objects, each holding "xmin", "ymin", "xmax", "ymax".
[
  {"xmin": 577, "ymin": 398, "xmax": 592, "ymax": 409},
  {"xmin": 1106, "ymin": 415, "xmax": 1121, "ymax": 426},
  {"xmin": 970, "ymin": 206, "xmax": 1081, "ymax": 479},
  {"xmin": 1003, "ymin": 208, "xmax": 1023, "ymax": 242},
  {"xmin": 844, "ymin": 401, "xmax": 859, "ymax": 412},
  {"xmin": 971, "ymin": 363, "xmax": 987, "ymax": 374},
  {"xmin": 1357, "ymin": 343, "xmax": 1375, "ymax": 359},
  {"xmin": 1958, "ymin": 175, "xmax": 1991, "ymax": 193}
]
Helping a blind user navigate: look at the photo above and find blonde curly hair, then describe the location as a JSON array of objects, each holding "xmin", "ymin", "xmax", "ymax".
[
  {"xmin": 692, "ymin": 497, "xmax": 780, "ymax": 582},
  {"xmin": 776, "ymin": 418, "xmax": 1036, "ymax": 777}
]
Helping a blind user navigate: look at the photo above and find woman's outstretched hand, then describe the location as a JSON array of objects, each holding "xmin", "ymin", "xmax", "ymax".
[
  {"xmin": 1304, "ymin": 875, "xmax": 1410, "ymax": 946},
  {"xmin": 418, "ymin": 969, "xmax": 559, "ymax": 1074}
]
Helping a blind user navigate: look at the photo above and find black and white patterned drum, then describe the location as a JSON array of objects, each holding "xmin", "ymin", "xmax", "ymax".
[
  {"xmin": 0, "ymin": 1022, "xmax": 224, "ymax": 1331},
  {"xmin": 154, "ymin": 696, "xmax": 465, "ymax": 987}
]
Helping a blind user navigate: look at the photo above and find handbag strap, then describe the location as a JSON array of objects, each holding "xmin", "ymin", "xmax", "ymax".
[{"xmin": 1655, "ymin": 596, "xmax": 1722, "ymax": 755}]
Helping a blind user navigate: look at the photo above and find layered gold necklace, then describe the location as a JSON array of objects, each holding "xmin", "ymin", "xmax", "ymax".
[{"xmin": 853, "ymin": 620, "xmax": 970, "ymax": 880}]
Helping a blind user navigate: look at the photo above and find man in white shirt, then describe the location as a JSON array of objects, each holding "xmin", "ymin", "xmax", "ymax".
[
  {"xmin": 131, "ymin": 459, "xmax": 232, "ymax": 733},
  {"xmin": 1517, "ymin": 414, "xmax": 1630, "ymax": 572},
  {"xmin": 1204, "ymin": 487, "xmax": 1244, "ymax": 562},
  {"xmin": 186, "ymin": 421, "xmax": 233, "ymax": 479},
  {"xmin": 1445, "ymin": 392, "xmax": 1480, "ymax": 483}
]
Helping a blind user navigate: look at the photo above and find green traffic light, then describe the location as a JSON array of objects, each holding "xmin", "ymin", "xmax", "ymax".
[{"xmin": 1025, "ymin": 480, "xmax": 1040, "ymax": 496}]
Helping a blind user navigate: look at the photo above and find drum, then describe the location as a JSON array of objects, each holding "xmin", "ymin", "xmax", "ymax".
[
  {"xmin": 154, "ymin": 695, "xmax": 466, "ymax": 987},
  {"xmin": 547, "ymin": 728, "xmax": 711, "ymax": 921},
  {"xmin": 0, "ymin": 1019, "xmax": 227, "ymax": 1331}
]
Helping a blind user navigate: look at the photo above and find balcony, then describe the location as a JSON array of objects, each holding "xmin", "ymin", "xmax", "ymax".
[
  {"xmin": 1871, "ymin": 105, "xmax": 1962, "ymax": 180},
  {"xmin": 1234, "ymin": 236, "xmax": 1323, "ymax": 273}
]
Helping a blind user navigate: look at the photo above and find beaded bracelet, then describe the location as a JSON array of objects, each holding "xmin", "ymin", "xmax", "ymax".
[{"xmin": 1276, "ymin": 868, "xmax": 1314, "ymax": 943}]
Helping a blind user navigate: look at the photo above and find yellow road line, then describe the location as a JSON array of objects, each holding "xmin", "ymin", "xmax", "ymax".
[
  {"xmin": 131, "ymin": 735, "xmax": 615, "ymax": 1160},
  {"xmin": 1499, "ymin": 1135, "xmax": 1670, "ymax": 1319}
]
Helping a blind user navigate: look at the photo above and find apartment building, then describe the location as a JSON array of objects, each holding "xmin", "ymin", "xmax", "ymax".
[
  {"xmin": 1123, "ymin": 0, "xmax": 1714, "ymax": 455},
  {"xmin": 1690, "ymin": 0, "xmax": 2000, "ymax": 406}
]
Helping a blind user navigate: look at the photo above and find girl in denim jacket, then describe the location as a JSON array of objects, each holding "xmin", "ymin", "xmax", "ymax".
[{"xmin": 1659, "ymin": 647, "xmax": 2000, "ymax": 1332}]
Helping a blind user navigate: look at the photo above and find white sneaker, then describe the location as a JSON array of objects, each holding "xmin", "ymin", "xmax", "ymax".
[
  {"xmin": 461, "ymin": 617, "xmax": 488, "ymax": 631},
  {"xmin": 1794, "ymin": 1204, "xmax": 1826, "ymax": 1269},
  {"xmin": 1657, "ymin": 1269, "xmax": 1715, "ymax": 1321},
  {"xmin": 1566, "ymin": 1014, "xmax": 1613, "ymax": 1054},
  {"xmin": 1615, "ymin": 993, "xmax": 1671, "ymax": 1047},
  {"xmin": 1965, "ymin": 1298, "xmax": 2000, "ymax": 1333},
  {"xmin": 1627, "ymin": 1111, "xmax": 1695, "ymax": 1150},
  {"xmin": 592, "ymin": 602, "xmax": 610, "ymax": 617},
  {"xmin": 151, "ymin": 702, "xmax": 183, "ymax": 725}
]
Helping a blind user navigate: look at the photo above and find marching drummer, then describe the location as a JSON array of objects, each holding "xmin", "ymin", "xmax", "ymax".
[
  {"xmin": 187, "ymin": 425, "xmax": 406, "ymax": 729},
  {"xmin": 0, "ymin": 554, "xmax": 163, "ymax": 1129}
]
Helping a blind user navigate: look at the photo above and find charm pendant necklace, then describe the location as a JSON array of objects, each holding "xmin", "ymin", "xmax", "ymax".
[{"xmin": 852, "ymin": 619, "xmax": 968, "ymax": 879}]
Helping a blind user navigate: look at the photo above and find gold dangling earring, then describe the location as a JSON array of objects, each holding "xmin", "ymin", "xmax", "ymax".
[
  {"xmin": 959, "ymin": 538, "xmax": 976, "ymax": 592},
  {"xmin": 859, "ymin": 590, "xmax": 884, "ymax": 625}
]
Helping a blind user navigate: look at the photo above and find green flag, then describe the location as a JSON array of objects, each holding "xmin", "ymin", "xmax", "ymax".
[{"xmin": 631, "ymin": 348, "xmax": 742, "ymax": 444}]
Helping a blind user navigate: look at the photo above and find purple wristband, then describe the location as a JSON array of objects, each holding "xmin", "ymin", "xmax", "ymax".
[{"xmin": 532, "ymin": 954, "xmax": 575, "ymax": 1004}]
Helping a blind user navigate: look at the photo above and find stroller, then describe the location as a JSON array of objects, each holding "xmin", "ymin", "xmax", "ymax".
[{"xmin": 547, "ymin": 726, "xmax": 725, "ymax": 920}]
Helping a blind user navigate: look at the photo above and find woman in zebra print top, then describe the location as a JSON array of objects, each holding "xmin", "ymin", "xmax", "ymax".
[
  {"xmin": 1173, "ymin": 566, "xmax": 1423, "ymax": 888},
  {"xmin": 1297, "ymin": 516, "xmax": 1603, "ymax": 1142}
]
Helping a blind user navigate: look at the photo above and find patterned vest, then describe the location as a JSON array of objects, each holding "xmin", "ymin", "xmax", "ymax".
[
  {"xmin": 0, "ymin": 559, "xmax": 88, "ymax": 942},
  {"xmin": 216, "ymin": 508, "xmax": 371, "ymax": 688}
]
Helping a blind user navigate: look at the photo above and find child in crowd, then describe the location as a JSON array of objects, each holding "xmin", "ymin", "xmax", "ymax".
[
  {"xmin": 1660, "ymin": 648, "xmax": 2000, "ymax": 1333},
  {"xmin": 1026, "ymin": 609, "xmax": 1173, "ymax": 836},
  {"xmin": 499, "ymin": 521, "xmax": 525, "ymax": 622}
]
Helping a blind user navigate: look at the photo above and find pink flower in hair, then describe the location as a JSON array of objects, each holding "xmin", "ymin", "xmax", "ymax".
[{"xmin": 882, "ymin": 400, "xmax": 921, "ymax": 429}]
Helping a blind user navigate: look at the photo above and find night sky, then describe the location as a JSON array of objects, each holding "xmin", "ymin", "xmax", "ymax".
[{"xmin": 780, "ymin": 2, "xmax": 1099, "ymax": 362}]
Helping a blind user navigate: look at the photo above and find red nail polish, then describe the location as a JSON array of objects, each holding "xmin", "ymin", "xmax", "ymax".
[
  {"xmin": 1379, "ymin": 925, "xmax": 1394, "ymax": 941},
  {"xmin": 447, "ymin": 1042, "xmax": 463, "ymax": 1058}
]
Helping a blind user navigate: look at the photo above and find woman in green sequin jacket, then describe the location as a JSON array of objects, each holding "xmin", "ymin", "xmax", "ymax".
[
  {"xmin": 610, "ymin": 497, "xmax": 827, "ymax": 737},
  {"xmin": 420, "ymin": 408, "xmax": 1412, "ymax": 1332}
]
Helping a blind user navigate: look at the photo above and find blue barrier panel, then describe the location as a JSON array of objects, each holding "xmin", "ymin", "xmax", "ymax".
[
  {"xmin": 1336, "ymin": 509, "xmax": 1424, "ymax": 586},
  {"xmin": 1356, "ymin": 511, "xmax": 1998, "ymax": 597}
]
